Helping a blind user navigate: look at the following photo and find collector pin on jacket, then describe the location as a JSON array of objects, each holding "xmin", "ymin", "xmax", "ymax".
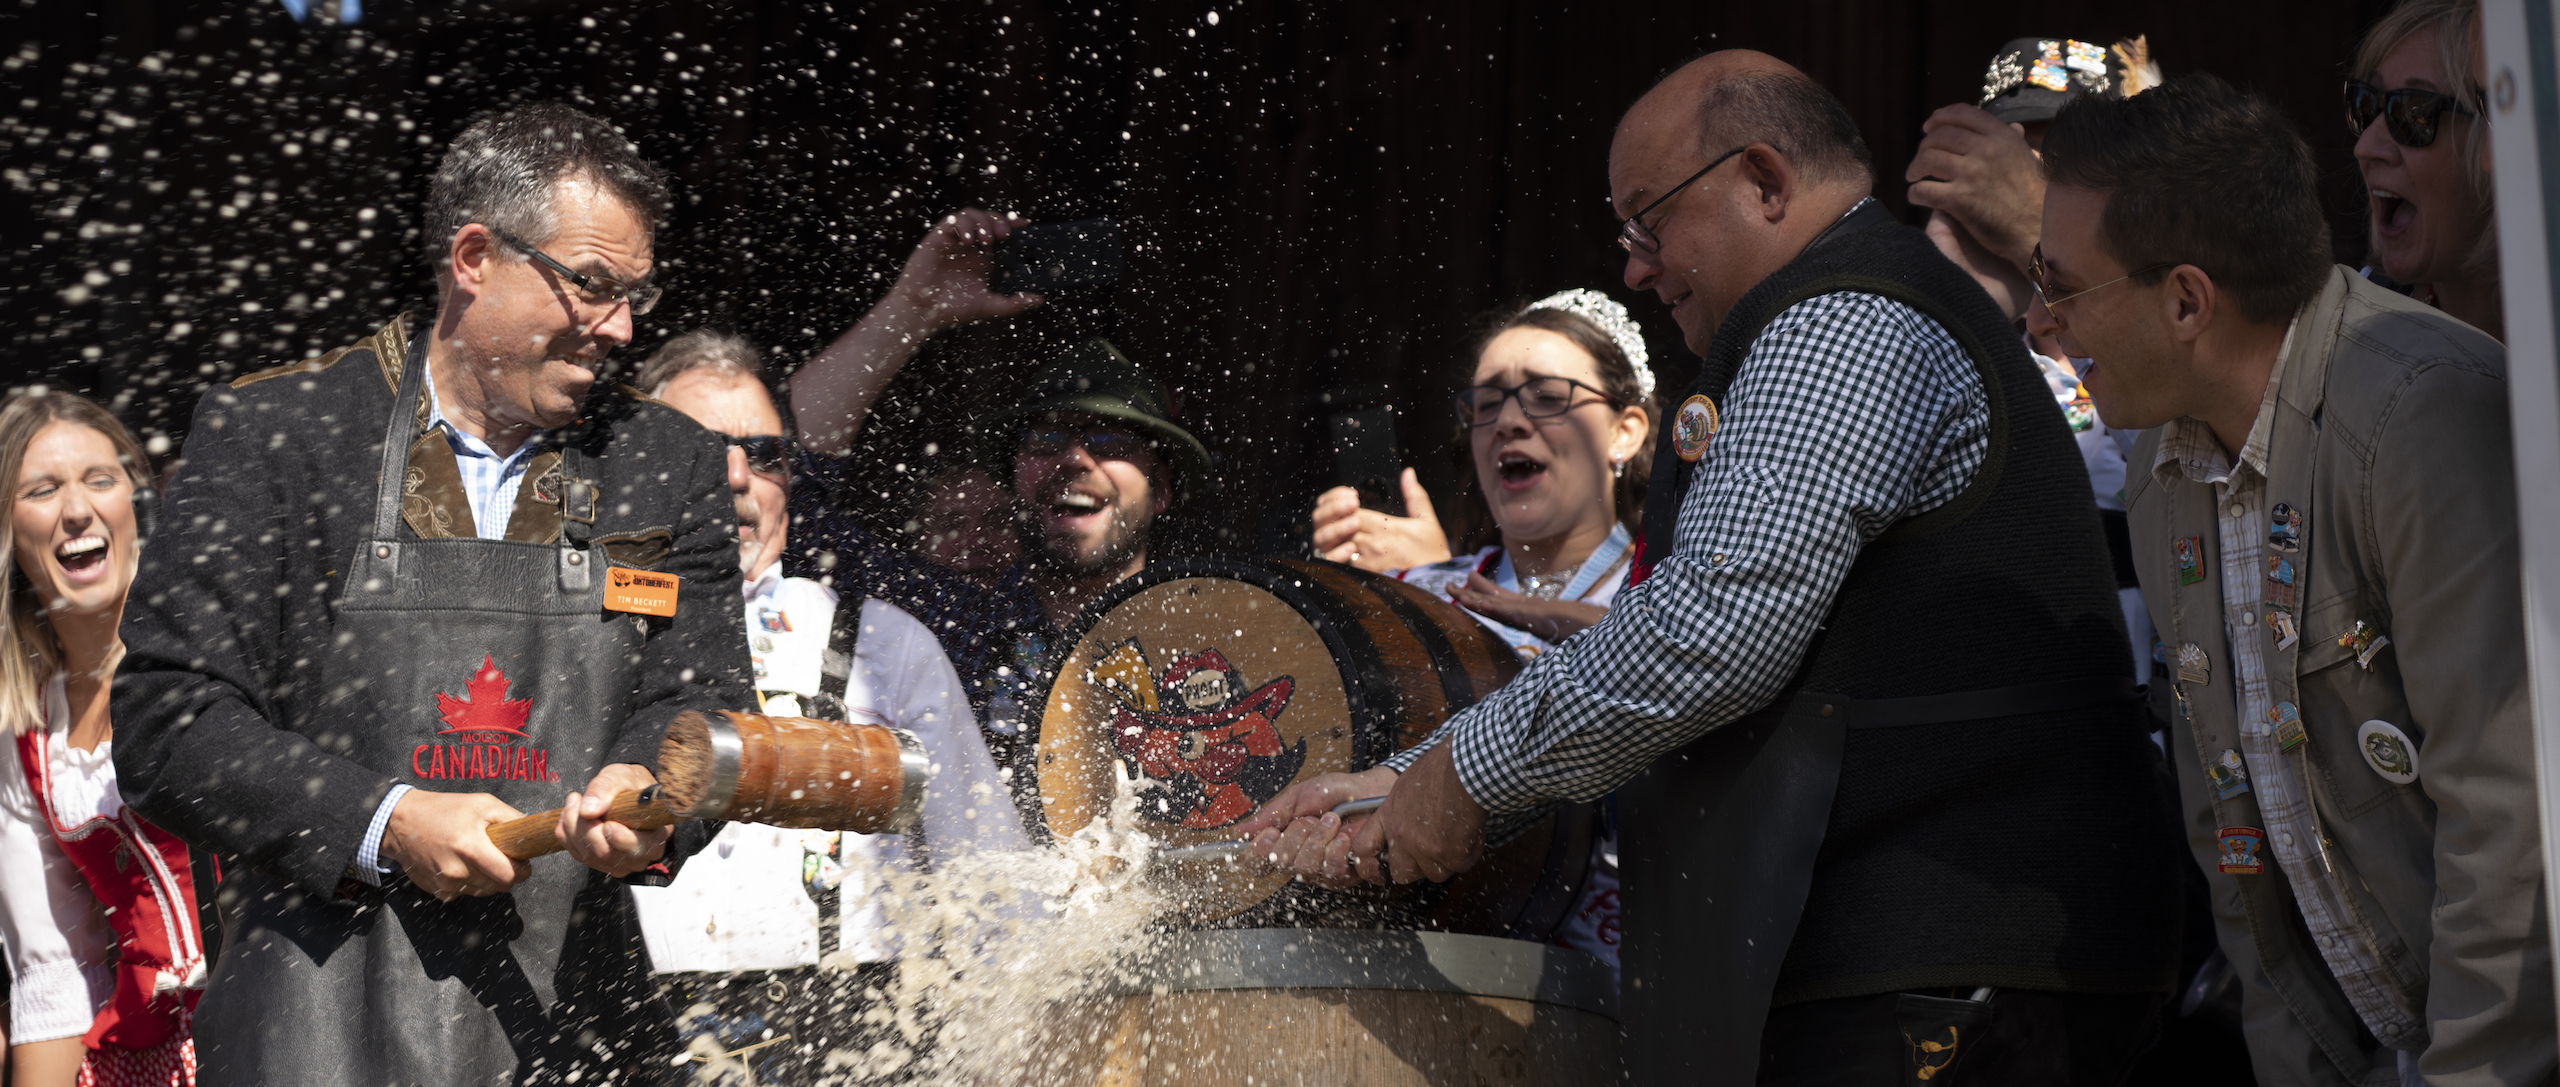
[{"xmin": 2127, "ymin": 267, "xmax": 2551, "ymax": 1085}]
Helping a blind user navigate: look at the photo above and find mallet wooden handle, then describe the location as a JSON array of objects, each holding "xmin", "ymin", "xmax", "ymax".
[{"xmin": 485, "ymin": 785, "xmax": 682, "ymax": 861}]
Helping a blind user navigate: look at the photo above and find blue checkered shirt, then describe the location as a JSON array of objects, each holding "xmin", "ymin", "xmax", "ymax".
[
  {"xmin": 423, "ymin": 368, "xmax": 548, "ymax": 540},
  {"xmin": 1383, "ymin": 289, "xmax": 1991, "ymax": 836},
  {"xmin": 352, "ymin": 366, "xmax": 551, "ymax": 882}
]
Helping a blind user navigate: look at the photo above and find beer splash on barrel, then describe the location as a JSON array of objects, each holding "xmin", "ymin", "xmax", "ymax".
[{"xmin": 683, "ymin": 762, "xmax": 1185, "ymax": 1084}]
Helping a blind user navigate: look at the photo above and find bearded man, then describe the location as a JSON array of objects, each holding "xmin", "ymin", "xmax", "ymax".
[
  {"xmin": 791, "ymin": 305, "xmax": 1212, "ymax": 814},
  {"xmin": 781, "ymin": 207, "xmax": 1210, "ymax": 795}
]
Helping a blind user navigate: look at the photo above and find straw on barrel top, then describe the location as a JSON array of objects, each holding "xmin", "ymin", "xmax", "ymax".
[{"xmin": 483, "ymin": 709, "xmax": 930, "ymax": 861}]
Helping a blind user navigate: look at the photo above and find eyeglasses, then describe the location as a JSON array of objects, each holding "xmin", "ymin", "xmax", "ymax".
[
  {"xmin": 724, "ymin": 434, "xmax": 795, "ymax": 476},
  {"xmin": 488, "ymin": 226, "xmax": 663, "ymax": 316},
  {"xmin": 1454, "ymin": 376, "xmax": 1620, "ymax": 427},
  {"xmin": 1021, "ymin": 426, "xmax": 1150, "ymax": 461},
  {"xmin": 2345, "ymin": 80, "xmax": 2476, "ymax": 149},
  {"xmin": 1618, "ymin": 145, "xmax": 1750, "ymax": 255},
  {"xmin": 2027, "ymin": 244, "xmax": 2177, "ymax": 324}
]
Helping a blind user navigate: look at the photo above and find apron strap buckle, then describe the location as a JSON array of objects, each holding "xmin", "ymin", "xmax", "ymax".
[
  {"xmin": 560, "ymin": 478, "xmax": 597, "ymax": 539},
  {"xmin": 554, "ymin": 444, "xmax": 597, "ymax": 592}
]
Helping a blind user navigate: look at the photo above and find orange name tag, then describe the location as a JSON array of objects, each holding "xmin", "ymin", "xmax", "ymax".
[{"xmin": 604, "ymin": 568, "xmax": 680, "ymax": 617}]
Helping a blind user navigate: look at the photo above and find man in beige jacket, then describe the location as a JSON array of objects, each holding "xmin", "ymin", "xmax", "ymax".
[{"xmin": 2027, "ymin": 73, "xmax": 2551, "ymax": 1086}]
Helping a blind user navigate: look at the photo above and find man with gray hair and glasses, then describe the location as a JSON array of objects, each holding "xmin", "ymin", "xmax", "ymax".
[
  {"xmin": 624, "ymin": 329, "xmax": 1028, "ymax": 1079},
  {"xmin": 114, "ymin": 103, "xmax": 750, "ymax": 1085}
]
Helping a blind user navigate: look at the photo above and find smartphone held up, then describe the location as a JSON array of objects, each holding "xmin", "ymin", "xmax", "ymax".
[{"xmin": 991, "ymin": 217, "xmax": 1124, "ymax": 296}]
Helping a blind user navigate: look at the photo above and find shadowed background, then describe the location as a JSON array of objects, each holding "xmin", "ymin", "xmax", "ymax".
[{"xmin": 3, "ymin": 0, "xmax": 2390, "ymax": 556}]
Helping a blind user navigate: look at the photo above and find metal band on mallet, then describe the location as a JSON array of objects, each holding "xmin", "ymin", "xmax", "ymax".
[
  {"xmin": 1153, "ymin": 796, "xmax": 1386, "ymax": 865},
  {"xmin": 689, "ymin": 712, "xmax": 746, "ymax": 820},
  {"xmin": 889, "ymin": 728, "xmax": 931, "ymax": 832}
]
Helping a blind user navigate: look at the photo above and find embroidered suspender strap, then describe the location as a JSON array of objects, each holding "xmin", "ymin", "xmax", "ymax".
[
  {"xmin": 820, "ymin": 597, "xmax": 863, "ymax": 702},
  {"xmin": 803, "ymin": 598, "xmax": 869, "ymax": 957},
  {"xmin": 370, "ymin": 333, "xmax": 432, "ymax": 543},
  {"xmin": 1786, "ymin": 676, "xmax": 2141, "ymax": 729}
]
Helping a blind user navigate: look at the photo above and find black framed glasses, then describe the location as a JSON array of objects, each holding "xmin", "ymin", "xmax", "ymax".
[
  {"xmin": 488, "ymin": 226, "xmax": 662, "ymax": 316},
  {"xmin": 1021, "ymin": 426, "xmax": 1151, "ymax": 461},
  {"xmin": 1453, "ymin": 376, "xmax": 1621, "ymax": 427},
  {"xmin": 724, "ymin": 434, "xmax": 795, "ymax": 475},
  {"xmin": 2027, "ymin": 245, "xmax": 2177, "ymax": 326},
  {"xmin": 2345, "ymin": 80, "xmax": 2477, "ymax": 148},
  {"xmin": 1618, "ymin": 145, "xmax": 1750, "ymax": 255}
]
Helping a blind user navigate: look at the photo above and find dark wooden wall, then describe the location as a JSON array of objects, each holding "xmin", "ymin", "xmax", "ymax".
[{"xmin": 2, "ymin": 0, "xmax": 2391, "ymax": 555}]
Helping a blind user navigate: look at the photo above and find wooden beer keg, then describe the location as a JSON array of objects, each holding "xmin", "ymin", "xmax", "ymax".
[
  {"xmin": 1035, "ymin": 558, "xmax": 1593, "ymax": 932},
  {"xmin": 1032, "ymin": 929, "xmax": 1620, "ymax": 1086}
]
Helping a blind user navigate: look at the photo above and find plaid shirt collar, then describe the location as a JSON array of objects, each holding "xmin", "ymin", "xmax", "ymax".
[
  {"xmin": 419, "ymin": 365, "xmax": 549, "ymax": 539},
  {"xmin": 2150, "ymin": 316, "xmax": 2300, "ymax": 491}
]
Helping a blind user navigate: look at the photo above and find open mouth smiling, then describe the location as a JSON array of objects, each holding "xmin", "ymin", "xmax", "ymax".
[
  {"xmin": 55, "ymin": 534, "xmax": 109, "ymax": 579},
  {"xmin": 1049, "ymin": 489, "xmax": 1106, "ymax": 520},
  {"xmin": 1495, "ymin": 449, "xmax": 1549, "ymax": 489},
  {"xmin": 2371, "ymin": 187, "xmax": 2416, "ymax": 236}
]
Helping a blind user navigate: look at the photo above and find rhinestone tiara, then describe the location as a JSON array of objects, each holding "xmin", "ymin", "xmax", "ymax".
[{"xmin": 1526, "ymin": 288, "xmax": 1655, "ymax": 403}]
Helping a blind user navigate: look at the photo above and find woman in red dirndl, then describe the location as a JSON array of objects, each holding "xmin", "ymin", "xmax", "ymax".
[{"xmin": 0, "ymin": 390, "xmax": 204, "ymax": 1087}]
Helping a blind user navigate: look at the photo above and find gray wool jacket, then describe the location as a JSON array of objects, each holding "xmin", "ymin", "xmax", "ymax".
[{"xmin": 2129, "ymin": 268, "xmax": 2554, "ymax": 1086}]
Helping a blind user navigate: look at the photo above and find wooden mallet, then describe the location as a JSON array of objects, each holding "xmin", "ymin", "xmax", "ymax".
[{"xmin": 485, "ymin": 709, "xmax": 930, "ymax": 860}]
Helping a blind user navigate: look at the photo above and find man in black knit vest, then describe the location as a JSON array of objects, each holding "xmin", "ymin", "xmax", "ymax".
[{"xmin": 1240, "ymin": 51, "xmax": 2181, "ymax": 1081}]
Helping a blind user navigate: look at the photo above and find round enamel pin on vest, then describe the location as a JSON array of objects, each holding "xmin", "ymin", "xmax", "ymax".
[
  {"xmin": 2357, "ymin": 719, "xmax": 2418, "ymax": 784},
  {"xmin": 1674, "ymin": 394, "xmax": 1719, "ymax": 462}
]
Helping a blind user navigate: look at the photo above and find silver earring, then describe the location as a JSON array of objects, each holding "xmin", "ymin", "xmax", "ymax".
[{"xmin": 1613, "ymin": 457, "xmax": 1627, "ymax": 480}]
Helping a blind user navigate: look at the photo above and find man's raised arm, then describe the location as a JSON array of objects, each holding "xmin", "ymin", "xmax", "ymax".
[{"xmin": 792, "ymin": 208, "xmax": 1043, "ymax": 455}]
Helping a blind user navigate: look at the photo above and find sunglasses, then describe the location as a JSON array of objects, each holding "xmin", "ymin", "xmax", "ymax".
[
  {"xmin": 2344, "ymin": 80, "xmax": 2476, "ymax": 148},
  {"xmin": 1021, "ymin": 427, "xmax": 1150, "ymax": 461},
  {"xmin": 724, "ymin": 434, "xmax": 795, "ymax": 475}
]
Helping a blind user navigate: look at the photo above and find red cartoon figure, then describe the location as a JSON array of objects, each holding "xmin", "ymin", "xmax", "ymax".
[{"xmin": 1090, "ymin": 640, "xmax": 1306, "ymax": 828}]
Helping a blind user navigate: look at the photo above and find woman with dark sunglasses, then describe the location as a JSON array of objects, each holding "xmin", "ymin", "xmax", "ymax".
[{"xmin": 2351, "ymin": 0, "xmax": 2501, "ymax": 341}]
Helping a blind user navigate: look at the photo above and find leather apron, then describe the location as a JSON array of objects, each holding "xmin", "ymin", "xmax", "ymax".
[{"xmin": 196, "ymin": 338, "xmax": 678, "ymax": 1087}]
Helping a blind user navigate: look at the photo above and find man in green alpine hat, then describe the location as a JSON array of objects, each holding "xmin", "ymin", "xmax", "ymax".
[
  {"xmin": 787, "ymin": 209, "xmax": 1212, "ymax": 781},
  {"xmin": 974, "ymin": 335, "xmax": 1213, "ymax": 629}
]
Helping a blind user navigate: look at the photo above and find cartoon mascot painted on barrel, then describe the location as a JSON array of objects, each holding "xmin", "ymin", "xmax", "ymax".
[{"xmin": 1088, "ymin": 639, "xmax": 1306, "ymax": 828}]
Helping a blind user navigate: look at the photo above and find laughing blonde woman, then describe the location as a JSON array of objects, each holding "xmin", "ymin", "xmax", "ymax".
[{"xmin": 0, "ymin": 390, "xmax": 203, "ymax": 1086}]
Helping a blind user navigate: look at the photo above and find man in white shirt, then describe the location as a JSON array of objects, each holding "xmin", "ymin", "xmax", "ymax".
[{"xmin": 626, "ymin": 330, "xmax": 1028, "ymax": 1079}]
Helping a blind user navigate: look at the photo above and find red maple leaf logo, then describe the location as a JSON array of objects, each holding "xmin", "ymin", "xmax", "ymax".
[{"xmin": 435, "ymin": 654, "xmax": 533, "ymax": 738}]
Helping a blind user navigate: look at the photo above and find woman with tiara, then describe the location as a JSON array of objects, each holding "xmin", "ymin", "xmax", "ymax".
[
  {"xmin": 1304, "ymin": 288, "xmax": 1656, "ymax": 976},
  {"xmin": 1312, "ymin": 288, "xmax": 1656, "ymax": 655}
]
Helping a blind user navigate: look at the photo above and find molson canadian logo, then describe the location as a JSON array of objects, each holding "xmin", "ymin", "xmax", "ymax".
[{"xmin": 411, "ymin": 654, "xmax": 559, "ymax": 782}]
